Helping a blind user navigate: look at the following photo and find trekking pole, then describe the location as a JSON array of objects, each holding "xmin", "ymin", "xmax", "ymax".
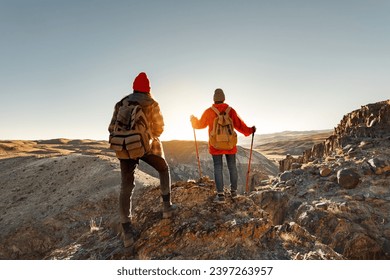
[
  {"xmin": 193, "ymin": 128, "xmax": 202, "ymax": 179},
  {"xmin": 245, "ymin": 131, "xmax": 255, "ymax": 194}
]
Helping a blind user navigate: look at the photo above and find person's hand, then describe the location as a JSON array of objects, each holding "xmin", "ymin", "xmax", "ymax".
[
  {"xmin": 252, "ymin": 126, "xmax": 256, "ymax": 134},
  {"xmin": 190, "ymin": 115, "xmax": 197, "ymax": 126}
]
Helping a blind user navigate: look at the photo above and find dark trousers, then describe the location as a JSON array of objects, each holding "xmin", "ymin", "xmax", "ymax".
[{"xmin": 119, "ymin": 154, "xmax": 171, "ymax": 223}]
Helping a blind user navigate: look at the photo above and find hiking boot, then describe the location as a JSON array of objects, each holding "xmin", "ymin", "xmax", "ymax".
[
  {"xmin": 121, "ymin": 222, "xmax": 134, "ymax": 248},
  {"xmin": 231, "ymin": 190, "xmax": 238, "ymax": 198},
  {"xmin": 214, "ymin": 193, "xmax": 225, "ymax": 203},
  {"xmin": 162, "ymin": 202, "xmax": 178, "ymax": 219},
  {"xmin": 162, "ymin": 193, "xmax": 178, "ymax": 219}
]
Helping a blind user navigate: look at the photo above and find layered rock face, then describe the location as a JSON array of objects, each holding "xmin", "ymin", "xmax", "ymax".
[
  {"xmin": 280, "ymin": 100, "xmax": 390, "ymax": 171},
  {"xmin": 273, "ymin": 100, "xmax": 390, "ymax": 259}
]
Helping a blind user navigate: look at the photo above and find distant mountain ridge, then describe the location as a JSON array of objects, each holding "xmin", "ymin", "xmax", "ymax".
[
  {"xmin": 238, "ymin": 130, "xmax": 333, "ymax": 159},
  {"xmin": 239, "ymin": 129, "xmax": 332, "ymax": 147}
]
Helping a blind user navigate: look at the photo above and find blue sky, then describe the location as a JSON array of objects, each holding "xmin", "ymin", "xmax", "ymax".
[{"xmin": 1, "ymin": 0, "xmax": 389, "ymax": 141}]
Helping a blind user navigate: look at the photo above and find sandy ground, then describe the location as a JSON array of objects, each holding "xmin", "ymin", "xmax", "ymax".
[{"xmin": 0, "ymin": 139, "xmax": 158, "ymax": 258}]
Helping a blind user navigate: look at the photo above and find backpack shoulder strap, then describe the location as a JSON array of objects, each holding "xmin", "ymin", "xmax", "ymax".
[
  {"xmin": 225, "ymin": 106, "xmax": 232, "ymax": 115},
  {"xmin": 118, "ymin": 95, "xmax": 129, "ymax": 106},
  {"xmin": 210, "ymin": 105, "xmax": 220, "ymax": 115}
]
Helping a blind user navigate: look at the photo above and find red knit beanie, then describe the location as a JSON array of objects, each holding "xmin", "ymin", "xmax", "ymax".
[{"xmin": 132, "ymin": 72, "xmax": 150, "ymax": 93}]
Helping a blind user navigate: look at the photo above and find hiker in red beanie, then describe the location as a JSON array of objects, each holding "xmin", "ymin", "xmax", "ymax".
[
  {"xmin": 190, "ymin": 88, "xmax": 256, "ymax": 203},
  {"xmin": 108, "ymin": 72, "xmax": 177, "ymax": 247}
]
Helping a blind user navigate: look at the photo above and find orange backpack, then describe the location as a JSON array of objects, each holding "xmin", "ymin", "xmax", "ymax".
[{"xmin": 209, "ymin": 106, "xmax": 237, "ymax": 150}]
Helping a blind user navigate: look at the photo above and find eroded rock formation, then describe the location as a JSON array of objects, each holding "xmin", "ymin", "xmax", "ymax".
[{"xmin": 280, "ymin": 100, "xmax": 390, "ymax": 172}]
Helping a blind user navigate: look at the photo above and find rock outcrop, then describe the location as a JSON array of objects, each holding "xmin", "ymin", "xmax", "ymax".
[
  {"xmin": 44, "ymin": 178, "xmax": 343, "ymax": 260},
  {"xmin": 279, "ymin": 100, "xmax": 390, "ymax": 171},
  {"xmin": 273, "ymin": 100, "xmax": 390, "ymax": 259}
]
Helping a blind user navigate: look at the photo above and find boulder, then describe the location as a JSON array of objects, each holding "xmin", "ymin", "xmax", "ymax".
[
  {"xmin": 280, "ymin": 171, "xmax": 294, "ymax": 182},
  {"xmin": 368, "ymin": 158, "xmax": 390, "ymax": 175},
  {"xmin": 337, "ymin": 168, "xmax": 360, "ymax": 189},
  {"xmin": 320, "ymin": 167, "xmax": 332, "ymax": 177},
  {"xmin": 286, "ymin": 179, "xmax": 297, "ymax": 187},
  {"xmin": 251, "ymin": 190, "xmax": 288, "ymax": 225}
]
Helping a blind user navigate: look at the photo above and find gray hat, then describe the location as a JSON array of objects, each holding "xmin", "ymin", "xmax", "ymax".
[{"xmin": 213, "ymin": 88, "xmax": 225, "ymax": 102}]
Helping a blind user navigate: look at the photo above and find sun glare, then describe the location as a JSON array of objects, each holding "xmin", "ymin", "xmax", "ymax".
[{"xmin": 161, "ymin": 118, "xmax": 209, "ymax": 142}]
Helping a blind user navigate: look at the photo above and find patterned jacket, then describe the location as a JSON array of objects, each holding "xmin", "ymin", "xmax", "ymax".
[{"xmin": 108, "ymin": 92, "xmax": 165, "ymax": 159}]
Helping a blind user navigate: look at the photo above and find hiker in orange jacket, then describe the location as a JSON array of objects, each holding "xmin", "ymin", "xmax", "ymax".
[{"xmin": 190, "ymin": 88, "xmax": 256, "ymax": 203}]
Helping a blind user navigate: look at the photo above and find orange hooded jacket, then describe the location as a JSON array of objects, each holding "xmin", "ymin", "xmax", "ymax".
[{"xmin": 192, "ymin": 103, "xmax": 254, "ymax": 155}]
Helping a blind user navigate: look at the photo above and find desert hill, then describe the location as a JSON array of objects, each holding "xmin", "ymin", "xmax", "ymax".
[
  {"xmin": 0, "ymin": 140, "xmax": 159, "ymax": 259},
  {"xmin": 239, "ymin": 129, "xmax": 333, "ymax": 147},
  {"xmin": 0, "ymin": 100, "xmax": 389, "ymax": 260},
  {"xmin": 250, "ymin": 130, "xmax": 333, "ymax": 159}
]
